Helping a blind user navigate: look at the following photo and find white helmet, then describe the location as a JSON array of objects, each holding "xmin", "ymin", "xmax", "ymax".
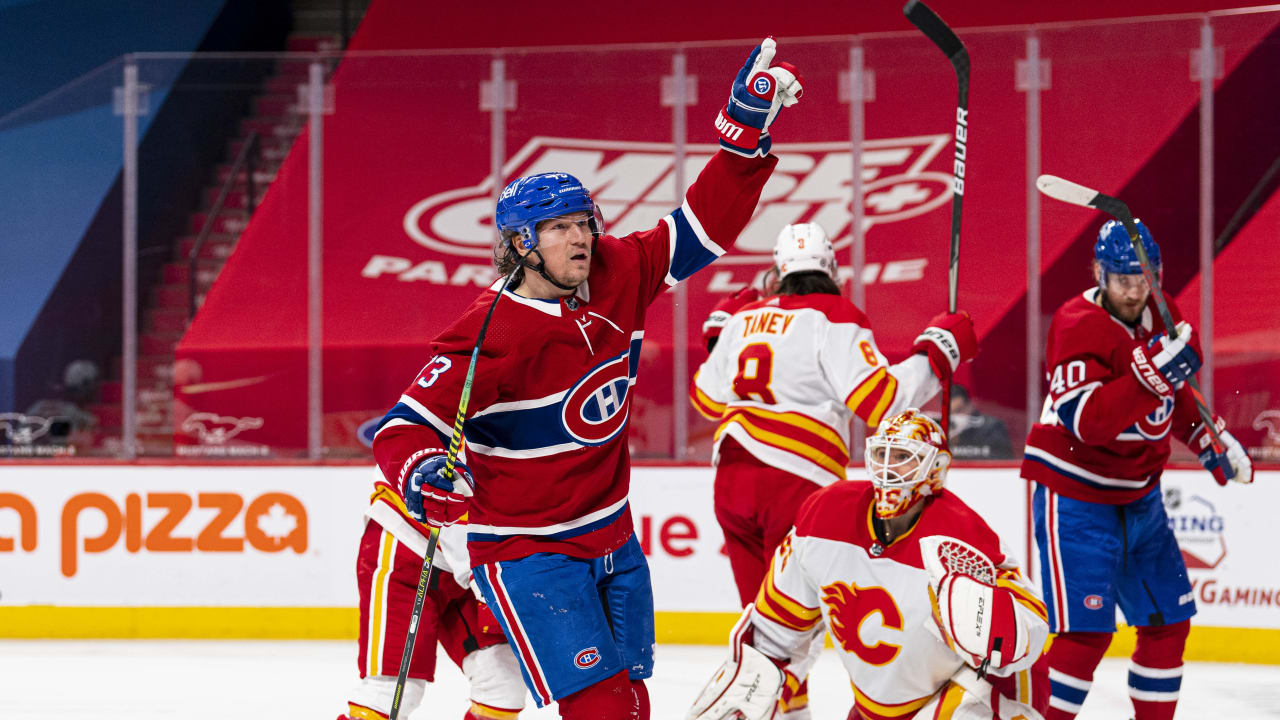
[{"xmin": 773, "ymin": 223, "xmax": 836, "ymax": 280}]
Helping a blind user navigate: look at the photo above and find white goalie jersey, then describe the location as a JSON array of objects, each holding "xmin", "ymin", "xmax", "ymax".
[
  {"xmin": 749, "ymin": 481, "xmax": 1050, "ymax": 719},
  {"xmin": 690, "ymin": 293, "xmax": 939, "ymax": 485}
]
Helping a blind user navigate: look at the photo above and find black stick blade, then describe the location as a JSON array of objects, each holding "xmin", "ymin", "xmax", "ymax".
[{"xmin": 904, "ymin": 0, "xmax": 966, "ymax": 61}]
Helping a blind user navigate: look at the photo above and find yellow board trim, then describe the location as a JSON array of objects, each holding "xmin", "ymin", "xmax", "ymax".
[{"xmin": 3, "ymin": 608, "xmax": 1280, "ymax": 664}]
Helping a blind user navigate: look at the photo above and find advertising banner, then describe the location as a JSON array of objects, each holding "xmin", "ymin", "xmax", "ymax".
[{"xmin": 3, "ymin": 465, "xmax": 1275, "ymax": 631}]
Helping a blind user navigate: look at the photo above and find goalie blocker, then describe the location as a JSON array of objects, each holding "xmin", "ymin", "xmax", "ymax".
[{"xmin": 688, "ymin": 410, "xmax": 1050, "ymax": 720}]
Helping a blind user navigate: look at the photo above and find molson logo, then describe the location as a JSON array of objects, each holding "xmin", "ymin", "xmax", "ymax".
[{"xmin": 403, "ymin": 135, "xmax": 953, "ymax": 264}]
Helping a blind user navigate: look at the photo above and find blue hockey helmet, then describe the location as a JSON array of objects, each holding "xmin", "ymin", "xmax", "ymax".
[
  {"xmin": 1094, "ymin": 219, "xmax": 1161, "ymax": 276},
  {"xmin": 495, "ymin": 172, "xmax": 602, "ymax": 251}
]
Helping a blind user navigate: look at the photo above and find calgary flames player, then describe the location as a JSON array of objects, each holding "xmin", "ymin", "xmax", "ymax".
[
  {"xmin": 690, "ymin": 224, "xmax": 977, "ymax": 716},
  {"xmin": 688, "ymin": 409, "xmax": 1050, "ymax": 720}
]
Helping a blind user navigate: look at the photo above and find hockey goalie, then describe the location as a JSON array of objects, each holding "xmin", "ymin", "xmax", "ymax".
[{"xmin": 688, "ymin": 409, "xmax": 1050, "ymax": 720}]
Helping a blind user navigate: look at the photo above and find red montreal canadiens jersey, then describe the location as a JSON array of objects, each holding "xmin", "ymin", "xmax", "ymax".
[
  {"xmin": 372, "ymin": 150, "xmax": 776, "ymax": 567},
  {"xmin": 1021, "ymin": 288, "xmax": 1205, "ymax": 505}
]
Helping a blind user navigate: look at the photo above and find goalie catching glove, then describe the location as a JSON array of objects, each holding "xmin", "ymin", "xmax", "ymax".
[
  {"xmin": 717, "ymin": 38, "xmax": 804, "ymax": 158},
  {"xmin": 687, "ymin": 606, "xmax": 785, "ymax": 720},
  {"xmin": 399, "ymin": 451, "xmax": 474, "ymax": 527},
  {"xmin": 920, "ymin": 536, "xmax": 1040, "ymax": 674}
]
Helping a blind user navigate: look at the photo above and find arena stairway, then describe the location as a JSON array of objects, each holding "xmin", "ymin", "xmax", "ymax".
[{"xmin": 90, "ymin": 33, "xmax": 339, "ymax": 455}]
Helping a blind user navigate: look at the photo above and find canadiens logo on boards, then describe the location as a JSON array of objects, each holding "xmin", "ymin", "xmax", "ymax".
[
  {"xmin": 561, "ymin": 350, "xmax": 633, "ymax": 446},
  {"xmin": 402, "ymin": 135, "xmax": 954, "ymax": 264}
]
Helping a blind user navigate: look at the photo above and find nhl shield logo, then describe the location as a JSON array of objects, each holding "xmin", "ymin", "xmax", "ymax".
[{"xmin": 561, "ymin": 351, "xmax": 632, "ymax": 446}]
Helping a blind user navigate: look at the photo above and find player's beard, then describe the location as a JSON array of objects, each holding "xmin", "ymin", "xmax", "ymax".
[{"xmin": 1101, "ymin": 288, "xmax": 1146, "ymax": 325}]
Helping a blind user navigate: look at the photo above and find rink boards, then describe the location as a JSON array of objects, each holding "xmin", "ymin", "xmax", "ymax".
[{"xmin": 0, "ymin": 464, "xmax": 1277, "ymax": 662}]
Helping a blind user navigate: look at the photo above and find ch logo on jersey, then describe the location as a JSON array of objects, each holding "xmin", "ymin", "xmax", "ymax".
[
  {"xmin": 1131, "ymin": 395, "xmax": 1175, "ymax": 440},
  {"xmin": 821, "ymin": 581, "xmax": 903, "ymax": 666},
  {"xmin": 574, "ymin": 647, "xmax": 601, "ymax": 669},
  {"xmin": 561, "ymin": 350, "xmax": 632, "ymax": 446},
  {"xmin": 403, "ymin": 136, "xmax": 954, "ymax": 264}
]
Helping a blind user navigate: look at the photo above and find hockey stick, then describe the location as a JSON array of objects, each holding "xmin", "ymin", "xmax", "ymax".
[
  {"xmin": 1034, "ymin": 175, "xmax": 1231, "ymax": 470},
  {"xmin": 904, "ymin": 0, "xmax": 969, "ymax": 435},
  {"xmin": 389, "ymin": 264, "xmax": 521, "ymax": 720}
]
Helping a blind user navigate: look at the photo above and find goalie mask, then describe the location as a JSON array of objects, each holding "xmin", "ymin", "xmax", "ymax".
[
  {"xmin": 865, "ymin": 408, "xmax": 951, "ymax": 518},
  {"xmin": 773, "ymin": 222, "xmax": 836, "ymax": 280}
]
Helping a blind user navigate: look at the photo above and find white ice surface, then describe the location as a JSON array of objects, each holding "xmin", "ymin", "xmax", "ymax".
[{"xmin": 1, "ymin": 640, "xmax": 1278, "ymax": 719}]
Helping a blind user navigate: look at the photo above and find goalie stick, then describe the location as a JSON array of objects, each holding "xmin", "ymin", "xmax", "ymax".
[
  {"xmin": 1034, "ymin": 174, "xmax": 1231, "ymax": 474},
  {"xmin": 904, "ymin": 0, "xmax": 969, "ymax": 435},
  {"xmin": 388, "ymin": 263, "xmax": 521, "ymax": 720}
]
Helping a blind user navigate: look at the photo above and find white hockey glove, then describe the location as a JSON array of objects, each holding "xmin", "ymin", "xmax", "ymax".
[
  {"xmin": 687, "ymin": 607, "xmax": 784, "ymax": 720},
  {"xmin": 920, "ymin": 536, "xmax": 1028, "ymax": 673},
  {"xmin": 717, "ymin": 38, "xmax": 804, "ymax": 158}
]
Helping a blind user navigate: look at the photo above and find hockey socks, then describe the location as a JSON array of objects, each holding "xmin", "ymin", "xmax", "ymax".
[
  {"xmin": 557, "ymin": 670, "xmax": 648, "ymax": 719},
  {"xmin": 1129, "ymin": 621, "xmax": 1189, "ymax": 720},
  {"xmin": 1045, "ymin": 631, "xmax": 1111, "ymax": 719}
]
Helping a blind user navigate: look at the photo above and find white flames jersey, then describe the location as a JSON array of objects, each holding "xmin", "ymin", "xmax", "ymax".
[
  {"xmin": 691, "ymin": 293, "xmax": 939, "ymax": 485},
  {"xmin": 750, "ymin": 481, "xmax": 1049, "ymax": 720}
]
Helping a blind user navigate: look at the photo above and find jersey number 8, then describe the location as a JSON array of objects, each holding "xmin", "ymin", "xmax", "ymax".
[{"xmin": 733, "ymin": 343, "xmax": 777, "ymax": 404}]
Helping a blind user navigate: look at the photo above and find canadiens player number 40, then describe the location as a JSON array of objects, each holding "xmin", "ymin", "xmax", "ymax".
[{"xmin": 1034, "ymin": 173, "xmax": 1236, "ymax": 480}]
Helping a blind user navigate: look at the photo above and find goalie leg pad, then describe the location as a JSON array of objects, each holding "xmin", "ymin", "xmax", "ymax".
[{"xmin": 687, "ymin": 642, "xmax": 785, "ymax": 720}]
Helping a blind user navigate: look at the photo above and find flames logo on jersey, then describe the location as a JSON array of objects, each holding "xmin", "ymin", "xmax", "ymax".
[
  {"xmin": 560, "ymin": 350, "xmax": 633, "ymax": 446},
  {"xmin": 403, "ymin": 136, "xmax": 953, "ymax": 264},
  {"xmin": 821, "ymin": 581, "xmax": 903, "ymax": 666}
]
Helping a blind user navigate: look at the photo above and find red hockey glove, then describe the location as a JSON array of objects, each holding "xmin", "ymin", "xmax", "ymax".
[
  {"xmin": 1130, "ymin": 321, "xmax": 1201, "ymax": 398},
  {"xmin": 702, "ymin": 286, "xmax": 763, "ymax": 352},
  {"xmin": 912, "ymin": 310, "xmax": 978, "ymax": 383},
  {"xmin": 1188, "ymin": 416, "xmax": 1254, "ymax": 486},
  {"xmin": 400, "ymin": 451, "xmax": 474, "ymax": 527},
  {"xmin": 717, "ymin": 38, "xmax": 804, "ymax": 158}
]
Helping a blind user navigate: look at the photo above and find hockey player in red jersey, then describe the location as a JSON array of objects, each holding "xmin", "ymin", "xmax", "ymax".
[
  {"xmin": 688, "ymin": 409, "xmax": 1050, "ymax": 720},
  {"xmin": 370, "ymin": 38, "xmax": 803, "ymax": 719},
  {"xmin": 1022, "ymin": 220, "xmax": 1254, "ymax": 720},
  {"xmin": 690, "ymin": 223, "xmax": 978, "ymax": 717}
]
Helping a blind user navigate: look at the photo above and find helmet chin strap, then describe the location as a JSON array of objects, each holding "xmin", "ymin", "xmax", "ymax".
[{"xmin": 523, "ymin": 246, "xmax": 579, "ymax": 293}]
